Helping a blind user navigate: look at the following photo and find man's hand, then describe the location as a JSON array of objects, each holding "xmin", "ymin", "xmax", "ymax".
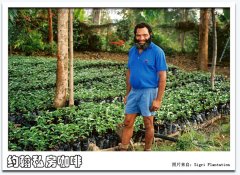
[
  {"xmin": 150, "ymin": 99, "xmax": 161, "ymax": 112},
  {"xmin": 123, "ymin": 95, "xmax": 128, "ymax": 105}
]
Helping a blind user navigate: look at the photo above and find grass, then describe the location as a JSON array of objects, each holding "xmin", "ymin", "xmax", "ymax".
[{"xmin": 135, "ymin": 116, "xmax": 230, "ymax": 151}]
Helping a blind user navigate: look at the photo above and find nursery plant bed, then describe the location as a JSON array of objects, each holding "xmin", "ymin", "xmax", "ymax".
[{"xmin": 90, "ymin": 114, "xmax": 226, "ymax": 151}]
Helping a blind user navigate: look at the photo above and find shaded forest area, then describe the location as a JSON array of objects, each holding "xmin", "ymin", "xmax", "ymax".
[{"xmin": 8, "ymin": 8, "xmax": 230, "ymax": 65}]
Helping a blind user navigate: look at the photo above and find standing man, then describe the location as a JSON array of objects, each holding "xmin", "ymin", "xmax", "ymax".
[{"xmin": 120, "ymin": 23, "xmax": 168, "ymax": 151}]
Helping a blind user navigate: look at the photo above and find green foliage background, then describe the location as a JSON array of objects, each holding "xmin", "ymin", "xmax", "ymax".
[{"xmin": 8, "ymin": 8, "xmax": 230, "ymax": 58}]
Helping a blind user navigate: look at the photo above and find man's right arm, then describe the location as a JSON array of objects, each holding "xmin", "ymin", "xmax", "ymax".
[
  {"xmin": 126, "ymin": 69, "xmax": 131, "ymax": 96},
  {"xmin": 124, "ymin": 69, "xmax": 131, "ymax": 104}
]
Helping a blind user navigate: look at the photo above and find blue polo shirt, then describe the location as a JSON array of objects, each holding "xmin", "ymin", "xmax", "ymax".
[{"xmin": 127, "ymin": 42, "xmax": 168, "ymax": 89}]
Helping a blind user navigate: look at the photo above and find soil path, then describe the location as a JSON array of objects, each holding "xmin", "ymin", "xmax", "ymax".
[{"xmin": 74, "ymin": 51, "xmax": 230, "ymax": 78}]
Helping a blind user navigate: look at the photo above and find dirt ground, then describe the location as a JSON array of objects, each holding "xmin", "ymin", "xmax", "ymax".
[{"xmin": 74, "ymin": 51, "xmax": 230, "ymax": 78}]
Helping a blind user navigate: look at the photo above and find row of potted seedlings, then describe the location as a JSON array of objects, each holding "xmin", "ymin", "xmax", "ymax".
[{"xmin": 8, "ymin": 57, "xmax": 230, "ymax": 151}]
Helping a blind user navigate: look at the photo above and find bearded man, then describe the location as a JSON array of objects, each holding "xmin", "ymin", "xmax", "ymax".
[{"xmin": 120, "ymin": 22, "xmax": 168, "ymax": 151}]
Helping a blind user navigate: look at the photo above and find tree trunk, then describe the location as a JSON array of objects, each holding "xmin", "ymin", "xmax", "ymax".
[
  {"xmin": 48, "ymin": 8, "xmax": 54, "ymax": 55},
  {"xmin": 92, "ymin": 8, "xmax": 101, "ymax": 25},
  {"xmin": 9, "ymin": 45, "xmax": 13, "ymax": 56},
  {"xmin": 180, "ymin": 8, "xmax": 188, "ymax": 52},
  {"xmin": 198, "ymin": 9, "xmax": 209, "ymax": 71},
  {"xmin": 219, "ymin": 37, "xmax": 230, "ymax": 62},
  {"xmin": 92, "ymin": 8, "xmax": 101, "ymax": 33},
  {"xmin": 69, "ymin": 9, "xmax": 74, "ymax": 106},
  {"xmin": 211, "ymin": 8, "xmax": 217, "ymax": 90},
  {"xmin": 54, "ymin": 9, "xmax": 69, "ymax": 108},
  {"xmin": 180, "ymin": 32, "xmax": 185, "ymax": 52},
  {"xmin": 48, "ymin": 8, "xmax": 53, "ymax": 44}
]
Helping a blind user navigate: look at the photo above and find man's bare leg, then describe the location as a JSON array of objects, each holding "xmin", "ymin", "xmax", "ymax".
[
  {"xmin": 143, "ymin": 116, "xmax": 154, "ymax": 151},
  {"xmin": 120, "ymin": 113, "xmax": 138, "ymax": 150}
]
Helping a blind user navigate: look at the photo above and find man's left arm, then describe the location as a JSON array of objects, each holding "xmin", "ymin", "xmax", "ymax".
[{"xmin": 151, "ymin": 71, "xmax": 167, "ymax": 111}]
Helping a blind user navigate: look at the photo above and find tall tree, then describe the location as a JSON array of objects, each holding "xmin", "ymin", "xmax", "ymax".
[
  {"xmin": 48, "ymin": 8, "xmax": 54, "ymax": 55},
  {"xmin": 179, "ymin": 8, "xmax": 188, "ymax": 52},
  {"xmin": 198, "ymin": 8, "xmax": 209, "ymax": 71},
  {"xmin": 92, "ymin": 8, "xmax": 101, "ymax": 33},
  {"xmin": 54, "ymin": 9, "xmax": 69, "ymax": 108},
  {"xmin": 8, "ymin": 9, "xmax": 18, "ymax": 56},
  {"xmin": 69, "ymin": 9, "xmax": 74, "ymax": 106},
  {"xmin": 211, "ymin": 8, "xmax": 217, "ymax": 90},
  {"xmin": 92, "ymin": 8, "xmax": 101, "ymax": 25},
  {"xmin": 48, "ymin": 8, "xmax": 53, "ymax": 44}
]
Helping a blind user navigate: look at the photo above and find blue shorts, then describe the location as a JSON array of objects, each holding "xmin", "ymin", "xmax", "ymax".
[{"xmin": 125, "ymin": 88, "xmax": 158, "ymax": 117}]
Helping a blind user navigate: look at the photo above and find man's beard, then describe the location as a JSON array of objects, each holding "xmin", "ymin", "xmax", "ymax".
[{"xmin": 134, "ymin": 37, "xmax": 151, "ymax": 50}]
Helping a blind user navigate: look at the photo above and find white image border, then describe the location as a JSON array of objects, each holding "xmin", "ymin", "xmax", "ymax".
[{"xmin": 1, "ymin": 0, "xmax": 236, "ymax": 171}]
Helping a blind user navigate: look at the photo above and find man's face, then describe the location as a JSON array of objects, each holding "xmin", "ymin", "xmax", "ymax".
[{"xmin": 135, "ymin": 27, "xmax": 151, "ymax": 45}]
